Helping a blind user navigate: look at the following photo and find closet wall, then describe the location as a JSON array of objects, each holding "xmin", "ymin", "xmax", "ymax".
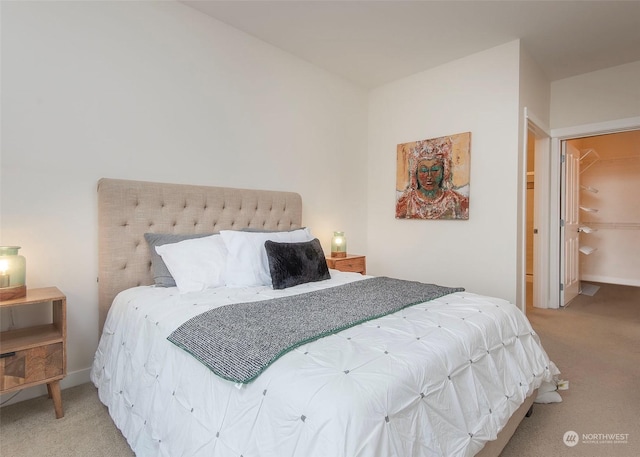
[{"xmin": 569, "ymin": 130, "xmax": 640, "ymax": 287}]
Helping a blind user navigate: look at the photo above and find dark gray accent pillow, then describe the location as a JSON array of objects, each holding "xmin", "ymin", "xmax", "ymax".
[
  {"xmin": 144, "ymin": 233, "xmax": 213, "ymax": 287},
  {"xmin": 264, "ymin": 238, "xmax": 330, "ymax": 290}
]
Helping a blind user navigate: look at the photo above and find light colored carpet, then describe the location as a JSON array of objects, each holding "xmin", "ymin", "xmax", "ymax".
[
  {"xmin": 1, "ymin": 282, "xmax": 638, "ymax": 457},
  {"xmin": 0, "ymin": 382, "xmax": 134, "ymax": 457},
  {"xmin": 503, "ymin": 281, "xmax": 640, "ymax": 456}
]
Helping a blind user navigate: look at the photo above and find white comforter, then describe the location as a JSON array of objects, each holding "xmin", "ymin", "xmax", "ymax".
[{"xmin": 91, "ymin": 271, "xmax": 554, "ymax": 457}]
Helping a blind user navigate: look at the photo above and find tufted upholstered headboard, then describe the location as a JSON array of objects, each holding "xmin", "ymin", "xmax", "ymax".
[{"xmin": 97, "ymin": 178, "xmax": 303, "ymax": 334}]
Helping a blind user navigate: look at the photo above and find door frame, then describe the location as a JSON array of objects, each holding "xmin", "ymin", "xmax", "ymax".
[
  {"xmin": 546, "ymin": 116, "xmax": 640, "ymax": 308},
  {"xmin": 521, "ymin": 108, "xmax": 551, "ymax": 313}
]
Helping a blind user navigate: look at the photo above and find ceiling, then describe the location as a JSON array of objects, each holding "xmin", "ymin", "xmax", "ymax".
[{"xmin": 181, "ymin": 0, "xmax": 640, "ymax": 89}]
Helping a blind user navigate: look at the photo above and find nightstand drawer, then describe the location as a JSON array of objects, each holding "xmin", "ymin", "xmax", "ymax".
[
  {"xmin": 326, "ymin": 255, "xmax": 366, "ymax": 275},
  {"xmin": 336, "ymin": 258, "xmax": 365, "ymax": 273},
  {"xmin": 0, "ymin": 343, "xmax": 64, "ymax": 391}
]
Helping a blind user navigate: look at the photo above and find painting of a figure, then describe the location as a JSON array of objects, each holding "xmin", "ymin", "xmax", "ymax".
[{"xmin": 396, "ymin": 132, "xmax": 470, "ymax": 220}]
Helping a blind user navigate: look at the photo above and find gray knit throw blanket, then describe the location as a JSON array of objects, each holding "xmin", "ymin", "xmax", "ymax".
[{"xmin": 168, "ymin": 277, "xmax": 464, "ymax": 383}]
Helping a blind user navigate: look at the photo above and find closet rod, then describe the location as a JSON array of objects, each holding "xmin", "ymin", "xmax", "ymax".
[{"xmin": 581, "ymin": 221, "xmax": 640, "ymax": 230}]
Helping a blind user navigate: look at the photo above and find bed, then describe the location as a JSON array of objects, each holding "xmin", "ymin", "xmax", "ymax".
[{"xmin": 91, "ymin": 178, "xmax": 554, "ymax": 457}]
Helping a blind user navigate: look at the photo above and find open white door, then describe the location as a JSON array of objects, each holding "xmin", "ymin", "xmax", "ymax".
[{"xmin": 561, "ymin": 141, "xmax": 580, "ymax": 305}]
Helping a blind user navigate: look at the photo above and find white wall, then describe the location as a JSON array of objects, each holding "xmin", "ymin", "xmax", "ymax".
[
  {"xmin": 367, "ymin": 41, "xmax": 522, "ymax": 303},
  {"xmin": 517, "ymin": 44, "xmax": 551, "ymax": 307},
  {"xmin": 519, "ymin": 45, "xmax": 551, "ymax": 130},
  {"xmin": 551, "ymin": 61, "xmax": 640, "ymax": 129},
  {"xmin": 0, "ymin": 1, "xmax": 368, "ymax": 400}
]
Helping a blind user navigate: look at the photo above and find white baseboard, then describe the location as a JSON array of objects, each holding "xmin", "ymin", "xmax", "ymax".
[
  {"xmin": 580, "ymin": 275, "xmax": 640, "ymax": 288},
  {"xmin": 0, "ymin": 367, "xmax": 92, "ymax": 408}
]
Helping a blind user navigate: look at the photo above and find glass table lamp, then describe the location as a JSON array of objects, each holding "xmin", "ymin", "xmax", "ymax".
[
  {"xmin": 0, "ymin": 246, "xmax": 27, "ymax": 300},
  {"xmin": 331, "ymin": 231, "xmax": 347, "ymax": 258}
]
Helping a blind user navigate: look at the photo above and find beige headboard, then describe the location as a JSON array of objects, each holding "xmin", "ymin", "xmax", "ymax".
[{"xmin": 97, "ymin": 178, "xmax": 303, "ymax": 334}]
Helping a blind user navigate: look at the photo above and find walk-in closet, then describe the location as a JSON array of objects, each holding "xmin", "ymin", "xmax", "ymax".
[{"xmin": 567, "ymin": 129, "xmax": 640, "ymax": 288}]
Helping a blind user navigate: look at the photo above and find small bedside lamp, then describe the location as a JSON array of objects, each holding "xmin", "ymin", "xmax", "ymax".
[
  {"xmin": 0, "ymin": 246, "xmax": 27, "ymax": 300},
  {"xmin": 330, "ymin": 231, "xmax": 347, "ymax": 258}
]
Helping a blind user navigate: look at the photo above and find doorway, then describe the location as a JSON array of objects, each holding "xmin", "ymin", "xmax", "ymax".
[
  {"xmin": 546, "ymin": 116, "xmax": 640, "ymax": 308},
  {"xmin": 565, "ymin": 129, "xmax": 640, "ymax": 295},
  {"xmin": 522, "ymin": 110, "xmax": 551, "ymax": 313}
]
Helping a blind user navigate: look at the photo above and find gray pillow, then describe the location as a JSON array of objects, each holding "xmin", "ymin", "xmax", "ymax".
[
  {"xmin": 144, "ymin": 233, "xmax": 213, "ymax": 287},
  {"xmin": 264, "ymin": 238, "xmax": 330, "ymax": 290}
]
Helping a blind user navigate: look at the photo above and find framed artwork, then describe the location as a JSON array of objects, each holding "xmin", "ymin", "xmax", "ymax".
[{"xmin": 396, "ymin": 132, "xmax": 470, "ymax": 220}]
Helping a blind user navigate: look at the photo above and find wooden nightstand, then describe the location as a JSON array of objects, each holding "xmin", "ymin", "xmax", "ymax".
[
  {"xmin": 0, "ymin": 287, "xmax": 66, "ymax": 418},
  {"xmin": 326, "ymin": 255, "xmax": 366, "ymax": 275}
]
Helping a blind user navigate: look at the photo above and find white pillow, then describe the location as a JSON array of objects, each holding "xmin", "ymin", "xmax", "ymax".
[
  {"xmin": 155, "ymin": 234, "xmax": 228, "ymax": 293},
  {"xmin": 220, "ymin": 228, "xmax": 313, "ymax": 287}
]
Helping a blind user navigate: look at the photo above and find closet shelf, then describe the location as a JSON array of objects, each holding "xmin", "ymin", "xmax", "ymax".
[
  {"xmin": 579, "ymin": 148, "xmax": 600, "ymax": 174},
  {"xmin": 579, "ymin": 245, "xmax": 597, "ymax": 255},
  {"xmin": 578, "ymin": 149, "xmax": 601, "ymax": 261},
  {"xmin": 580, "ymin": 184, "xmax": 599, "ymax": 193}
]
